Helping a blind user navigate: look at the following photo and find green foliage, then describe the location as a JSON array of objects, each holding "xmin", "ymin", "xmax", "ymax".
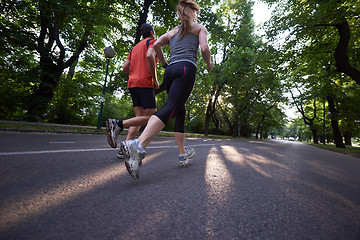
[
  {"xmin": 0, "ymin": 0, "xmax": 173, "ymax": 124},
  {"xmin": 264, "ymin": 0, "xmax": 360, "ymax": 146},
  {"xmin": 198, "ymin": 0, "xmax": 286, "ymax": 137},
  {"xmin": 0, "ymin": 39, "xmax": 39, "ymax": 119},
  {"xmin": 7, "ymin": 0, "xmax": 359, "ymax": 143}
]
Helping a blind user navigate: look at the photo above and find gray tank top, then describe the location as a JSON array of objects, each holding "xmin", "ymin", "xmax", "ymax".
[{"xmin": 168, "ymin": 28, "xmax": 199, "ymax": 67}]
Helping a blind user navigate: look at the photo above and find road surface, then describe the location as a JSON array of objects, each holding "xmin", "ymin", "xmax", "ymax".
[{"xmin": 0, "ymin": 132, "xmax": 359, "ymax": 239}]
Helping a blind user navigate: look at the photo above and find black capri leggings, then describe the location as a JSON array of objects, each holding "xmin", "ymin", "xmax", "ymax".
[{"xmin": 154, "ymin": 61, "xmax": 197, "ymax": 133}]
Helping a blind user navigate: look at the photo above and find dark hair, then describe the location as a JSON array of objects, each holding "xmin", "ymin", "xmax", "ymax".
[{"xmin": 140, "ymin": 23, "xmax": 154, "ymax": 38}]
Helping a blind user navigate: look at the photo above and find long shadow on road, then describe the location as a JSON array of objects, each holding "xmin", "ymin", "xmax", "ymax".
[{"xmin": 1, "ymin": 138, "xmax": 360, "ymax": 239}]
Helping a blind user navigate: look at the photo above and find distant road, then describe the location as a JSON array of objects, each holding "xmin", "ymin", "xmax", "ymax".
[{"xmin": 1, "ymin": 132, "xmax": 359, "ymax": 239}]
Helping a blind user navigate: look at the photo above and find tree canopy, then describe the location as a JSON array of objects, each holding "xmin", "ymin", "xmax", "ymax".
[{"xmin": 263, "ymin": 0, "xmax": 359, "ymax": 147}]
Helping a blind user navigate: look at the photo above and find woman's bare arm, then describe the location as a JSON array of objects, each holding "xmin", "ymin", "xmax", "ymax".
[
  {"xmin": 198, "ymin": 25, "xmax": 213, "ymax": 70},
  {"xmin": 153, "ymin": 33, "xmax": 169, "ymax": 67}
]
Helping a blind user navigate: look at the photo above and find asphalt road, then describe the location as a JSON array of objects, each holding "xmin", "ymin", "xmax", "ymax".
[{"xmin": 0, "ymin": 132, "xmax": 359, "ymax": 240}]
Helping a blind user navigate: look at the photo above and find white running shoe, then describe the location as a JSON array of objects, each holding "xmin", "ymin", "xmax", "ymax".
[
  {"xmin": 179, "ymin": 147, "xmax": 195, "ymax": 166},
  {"xmin": 121, "ymin": 139, "xmax": 145, "ymax": 179},
  {"xmin": 106, "ymin": 119, "xmax": 122, "ymax": 148}
]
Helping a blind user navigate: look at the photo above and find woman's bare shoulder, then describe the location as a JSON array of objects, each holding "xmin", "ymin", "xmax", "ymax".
[{"xmin": 190, "ymin": 23, "xmax": 206, "ymax": 36}]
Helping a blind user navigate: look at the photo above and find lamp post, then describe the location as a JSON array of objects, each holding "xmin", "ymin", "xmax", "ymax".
[{"xmin": 97, "ymin": 46, "xmax": 115, "ymax": 130}]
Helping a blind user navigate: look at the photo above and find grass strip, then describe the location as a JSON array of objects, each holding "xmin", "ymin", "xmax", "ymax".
[{"xmin": 306, "ymin": 142, "xmax": 360, "ymax": 156}]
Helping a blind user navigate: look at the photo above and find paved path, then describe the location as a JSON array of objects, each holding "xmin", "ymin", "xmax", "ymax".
[{"xmin": 0, "ymin": 132, "xmax": 359, "ymax": 239}]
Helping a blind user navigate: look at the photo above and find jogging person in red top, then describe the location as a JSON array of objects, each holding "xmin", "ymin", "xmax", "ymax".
[
  {"xmin": 106, "ymin": 23, "xmax": 161, "ymax": 158},
  {"xmin": 120, "ymin": 0, "xmax": 213, "ymax": 179}
]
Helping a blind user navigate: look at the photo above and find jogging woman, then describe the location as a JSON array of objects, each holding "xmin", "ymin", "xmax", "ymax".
[{"xmin": 121, "ymin": 0, "xmax": 213, "ymax": 179}]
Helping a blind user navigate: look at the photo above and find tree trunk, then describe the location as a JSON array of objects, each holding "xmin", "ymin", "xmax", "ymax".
[
  {"xmin": 204, "ymin": 98, "xmax": 212, "ymax": 136},
  {"xmin": 26, "ymin": 4, "xmax": 90, "ymax": 121},
  {"xmin": 212, "ymin": 114, "xmax": 220, "ymax": 135},
  {"xmin": 255, "ymin": 124, "xmax": 260, "ymax": 139},
  {"xmin": 135, "ymin": 0, "xmax": 154, "ymax": 44},
  {"xmin": 327, "ymin": 95, "xmax": 345, "ymax": 148},
  {"xmin": 310, "ymin": 126, "xmax": 319, "ymax": 144},
  {"xmin": 344, "ymin": 130, "xmax": 352, "ymax": 146},
  {"xmin": 264, "ymin": 131, "xmax": 268, "ymax": 139},
  {"xmin": 255, "ymin": 104, "xmax": 275, "ymax": 139},
  {"xmin": 234, "ymin": 119, "xmax": 239, "ymax": 137},
  {"xmin": 290, "ymin": 90, "xmax": 318, "ymax": 144},
  {"xmin": 204, "ymin": 83, "xmax": 225, "ymax": 136},
  {"xmin": 26, "ymin": 56, "xmax": 62, "ymax": 121},
  {"xmin": 240, "ymin": 118, "xmax": 250, "ymax": 138},
  {"xmin": 229, "ymin": 123, "xmax": 235, "ymax": 137},
  {"xmin": 334, "ymin": 18, "xmax": 360, "ymax": 85}
]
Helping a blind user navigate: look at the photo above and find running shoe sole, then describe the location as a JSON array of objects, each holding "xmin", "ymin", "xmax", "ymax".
[
  {"xmin": 180, "ymin": 157, "xmax": 192, "ymax": 166},
  {"xmin": 106, "ymin": 119, "xmax": 117, "ymax": 148},
  {"xmin": 121, "ymin": 141, "xmax": 142, "ymax": 179}
]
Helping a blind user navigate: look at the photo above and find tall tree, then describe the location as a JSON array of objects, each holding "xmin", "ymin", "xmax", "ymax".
[
  {"xmin": 1, "ymin": 0, "xmax": 123, "ymax": 121},
  {"xmin": 202, "ymin": 0, "xmax": 256, "ymax": 136},
  {"xmin": 290, "ymin": 87, "xmax": 319, "ymax": 144},
  {"xmin": 264, "ymin": 0, "xmax": 359, "ymax": 147},
  {"xmin": 264, "ymin": 0, "xmax": 359, "ymax": 83}
]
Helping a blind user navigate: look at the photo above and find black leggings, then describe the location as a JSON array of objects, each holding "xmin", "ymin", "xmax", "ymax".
[{"xmin": 154, "ymin": 61, "xmax": 197, "ymax": 133}]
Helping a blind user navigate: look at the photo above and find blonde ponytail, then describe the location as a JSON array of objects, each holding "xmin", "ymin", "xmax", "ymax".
[{"xmin": 176, "ymin": 0, "xmax": 200, "ymax": 38}]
